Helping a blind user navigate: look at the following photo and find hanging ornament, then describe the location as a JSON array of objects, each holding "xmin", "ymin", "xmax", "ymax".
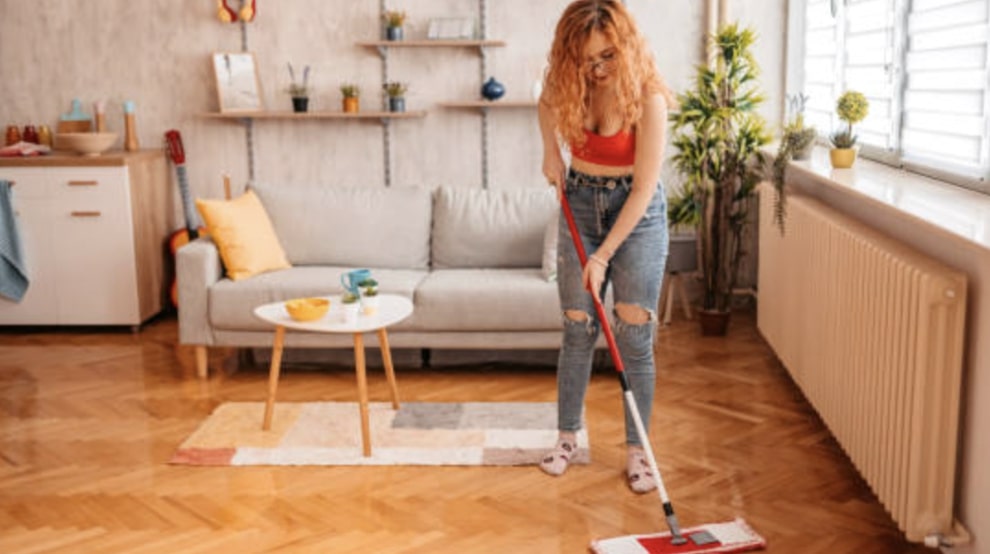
[
  {"xmin": 240, "ymin": 0, "xmax": 257, "ymax": 23},
  {"xmin": 216, "ymin": 0, "xmax": 238, "ymax": 23}
]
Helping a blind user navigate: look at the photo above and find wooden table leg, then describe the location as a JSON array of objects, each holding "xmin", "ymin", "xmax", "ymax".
[
  {"xmin": 262, "ymin": 325, "xmax": 286, "ymax": 430},
  {"xmin": 353, "ymin": 332, "xmax": 371, "ymax": 457},
  {"xmin": 378, "ymin": 328, "xmax": 400, "ymax": 409}
]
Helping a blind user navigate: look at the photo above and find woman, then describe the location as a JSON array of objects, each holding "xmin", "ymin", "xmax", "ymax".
[{"xmin": 537, "ymin": 0, "xmax": 672, "ymax": 494}]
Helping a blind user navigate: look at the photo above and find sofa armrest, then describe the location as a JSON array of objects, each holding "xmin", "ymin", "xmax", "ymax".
[{"xmin": 177, "ymin": 237, "xmax": 223, "ymax": 345}]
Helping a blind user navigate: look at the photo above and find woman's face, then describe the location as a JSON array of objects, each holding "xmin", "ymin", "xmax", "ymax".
[{"xmin": 582, "ymin": 30, "xmax": 617, "ymax": 87}]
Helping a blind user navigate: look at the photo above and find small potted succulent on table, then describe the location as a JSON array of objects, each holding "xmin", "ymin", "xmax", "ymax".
[
  {"xmin": 341, "ymin": 292, "xmax": 360, "ymax": 325},
  {"xmin": 341, "ymin": 83, "xmax": 360, "ymax": 113},
  {"xmin": 286, "ymin": 62, "xmax": 311, "ymax": 113},
  {"xmin": 383, "ymin": 81, "xmax": 408, "ymax": 113},
  {"xmin": 829, "ymin": 90, "xmax": 869, "ymax": 169},
  {"xmin": 359, "ymin": 278, "xmax": 380, "ymax": 315},
  {"xmin": 383, "ymin": 10, "xmax": 407, "ymax": 41}
]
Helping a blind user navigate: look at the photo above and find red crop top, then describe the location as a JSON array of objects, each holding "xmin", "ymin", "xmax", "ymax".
[{"xmin": 572, "ymin": 128, "xmax": 636, "ymax": 166}]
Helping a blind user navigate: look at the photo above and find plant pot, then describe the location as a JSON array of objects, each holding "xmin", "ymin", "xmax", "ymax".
[
  {"xmin": 342, "ymin": 302, "xmax": 360, "ymax": 325},
  {"xmin": 291, "ymin": 96, "xmax": 309, "ymax": 113},
  {"xmin": 361, "ymin": 294, "xmax": 380, "ymax": 316},
  {"xmin": 386, "ymin": 26, "xmax": 403, "ymax": 41},
  {"xmin": 793, "ymin": 142, "xmax": 814, "ymax": 161},
  {"xmin": 829, "ymin": 147, "xmax": 857, "ymax": 168},
  {"xmin": 343, "ymin": 97, "xmax": 359, "ymax": 113},
  {"xmin": 698, "ymin": 309, "xmax": 731, "ymax": 336},
  {"xmin": 388, "ymin": 97, "xmax": 405, "ymax": 113}
]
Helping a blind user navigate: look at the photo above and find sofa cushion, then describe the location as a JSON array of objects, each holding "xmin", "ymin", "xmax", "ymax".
[
  {"xmin": 413, "ymin": 269, "xmax": 561, "ymax": 331},
  {"xmin": 250, "ymin": 183, "xmax": 432, "ymax": 269},
  {"xmin": 209, "ymin": 267, "xmax": 427, "ymax": 331},
  {"xmin": 432, "ymin": 187, "xmax": 558, "ymax": 269},
  {"xmin": 195, "ymin": 190, "xmax": 291, "ymax": 281}
]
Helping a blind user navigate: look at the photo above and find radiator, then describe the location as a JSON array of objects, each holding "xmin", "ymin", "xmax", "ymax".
[{"xmin": 757, "ymin": 191, "xmax": 967, "ymax": 543}]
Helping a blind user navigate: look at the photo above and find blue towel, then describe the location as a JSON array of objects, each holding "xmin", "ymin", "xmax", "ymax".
[{"xmin": 0, "ymin": 180, "xmax": 29, "ymax": 302}]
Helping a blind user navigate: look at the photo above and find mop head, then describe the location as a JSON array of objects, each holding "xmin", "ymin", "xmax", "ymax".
[{"xmin": 591, "ymin": 518, "xmax": 766, "ymax": 554}]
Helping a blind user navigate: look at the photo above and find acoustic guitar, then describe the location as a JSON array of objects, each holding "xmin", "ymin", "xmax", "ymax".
[{"xmin": 165, "ymin": 129, "xmax": 206, "ymax": 308}]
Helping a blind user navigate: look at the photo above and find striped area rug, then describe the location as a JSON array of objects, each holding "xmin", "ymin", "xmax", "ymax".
[{"xmin": 170, "ymin": 401, "xmax": 591, "ymax": 467}]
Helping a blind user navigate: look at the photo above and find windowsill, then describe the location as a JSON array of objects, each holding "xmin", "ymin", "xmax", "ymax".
[{"xmin": 779, "ymin": 146, "xmax": 990, "ymax": 253}]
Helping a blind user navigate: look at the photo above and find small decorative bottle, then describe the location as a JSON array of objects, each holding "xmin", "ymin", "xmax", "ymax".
[
  {"xmin": 123, "ymin": 100, "xmax": 139, "ymax": 151},
  {"xmin": 94, "ymin": 101, "xmax": 107, "ymax": 132}
]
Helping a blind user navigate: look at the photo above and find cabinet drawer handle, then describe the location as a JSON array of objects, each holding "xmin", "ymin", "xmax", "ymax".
[
  {"xmin": 68, "ymin": 180, "xmax": 99, "ymax": 186},
  {"xmin": 71, "ymin": 211, "xmax": 102, "ymax": 217}
]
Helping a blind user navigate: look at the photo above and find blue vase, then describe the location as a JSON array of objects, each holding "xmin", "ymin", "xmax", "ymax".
[{"xmin": 481, "ymin": 77, "xmax": 505, "ymax": 101}]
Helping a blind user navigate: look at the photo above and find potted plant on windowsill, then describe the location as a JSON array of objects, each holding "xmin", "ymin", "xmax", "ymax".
[
  {"xmin": 383, "ymin": 81, "xmax": 408, "ymax": 112},
  {"xmin": 829, "ymin": 90, "xmax": 869, "ymax": 169},
  {"xmin": 341, "ymin": 83, "xmax": 360, "ymax": 113},
  {"xmin": 669, "ymin": 24, "xmax": 772, "ymax": 336},
  {"xmin": 383, "ymin": 10, "xmax": 406, "ymax": 41},
  {"xmin": 286, "ymin": 62, "xmax": 311, "ymax": 113},
  {"xmin": 783, "ymin": 93, "xmax": 816, "ymax": 161},
  {"xmin": 359, "ymin": 278, "xmax": 379, "ymax": 315}
]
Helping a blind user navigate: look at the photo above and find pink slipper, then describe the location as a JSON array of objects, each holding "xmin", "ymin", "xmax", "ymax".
[{"xmin": 539, "ymin": 438, "xmax": 576, "ymax": 476}]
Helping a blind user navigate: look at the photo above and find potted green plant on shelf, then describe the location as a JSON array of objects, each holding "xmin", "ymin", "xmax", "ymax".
[
  {"xmin": 669, "ymin": 23, "xmax": 772, "ymax": 336},
  {"xmin": 286, "ymin": 62, "xmax": 311, "ymax": 113},
  {"xmin": 358, "ymin": 278, "xmax": 379, "ymax": 315},
  {"xmin": 829, "ymin": 90, "xmax": 869, "ymax": 169},
  {"xmin": 383, "ymin": 82, "xmax": 408, "ymax": 112},
  {"xmin": 383, "ymin": 10, "xmax": 406, "ymax": 41},
  {"xmin": 341, "ymin": 83, "xmax": 360, "ymax": 113},
  {"xmin": 783, "ymin": 93, "xmax": 816, "ymax": 161}
]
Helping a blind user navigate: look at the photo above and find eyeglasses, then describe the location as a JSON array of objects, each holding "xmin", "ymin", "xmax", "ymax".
[{"xmin": 584, "ymin": 50, "xmax": 617, "ymax": 73}]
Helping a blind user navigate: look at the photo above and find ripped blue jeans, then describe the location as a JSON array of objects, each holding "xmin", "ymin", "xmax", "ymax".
[{"xmin": 556, "ymin": 168, "xmax": 669, "ymax": 446}]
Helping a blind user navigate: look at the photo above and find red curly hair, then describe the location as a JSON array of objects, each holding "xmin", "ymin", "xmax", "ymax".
[{"xmin": 543, "ymin": 0, "xmax": 675, "ymax": 148}]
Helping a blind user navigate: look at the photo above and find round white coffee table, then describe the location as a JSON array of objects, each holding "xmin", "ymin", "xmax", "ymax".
[{"xmin": 253, "ymin": 293, "xmax": 414, "ymax": 456}]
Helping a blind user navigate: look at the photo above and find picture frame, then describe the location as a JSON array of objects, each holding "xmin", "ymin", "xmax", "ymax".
[
  {"xmin": 212, "ymin": 52, "xmax": 264, "ymax": 113},
  {"xmin": 427, "ymin": 18, "xmax": 477, "ymax": 40}
]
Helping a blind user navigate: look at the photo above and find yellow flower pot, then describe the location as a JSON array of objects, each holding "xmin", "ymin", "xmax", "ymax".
[
  {"xmin": 343, "ymin": 97, "xmax": 359, "ymax": 113},
  {"xmin": 830, "ymin": 148, "xmax": 857, "ymax": 168}
]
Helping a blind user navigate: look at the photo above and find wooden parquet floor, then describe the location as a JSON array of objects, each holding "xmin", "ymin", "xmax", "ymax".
[{"xmin": 0, "ymin": 310, "xmax": 937, "ymax": 553}]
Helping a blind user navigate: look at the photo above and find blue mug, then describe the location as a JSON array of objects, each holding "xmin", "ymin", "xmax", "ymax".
[{"xmin": 340, "ymin": 268, "xmax": 372, "ymax": 296}]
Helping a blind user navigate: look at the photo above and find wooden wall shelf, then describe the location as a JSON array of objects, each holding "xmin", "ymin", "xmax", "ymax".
[
  {"xmin": 357, "ymin": 39, "xmax": 506, "ymax": 48},
  {"xmin": 200, "ymin": 111, "xmax": 427, "ymax": 121},
  {"xmin": 439, "ymin": 100, "xmax": 538, "ymax": 110}
]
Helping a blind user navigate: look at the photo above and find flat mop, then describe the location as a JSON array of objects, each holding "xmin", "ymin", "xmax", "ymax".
[{"xmin": 558, "ymin": 193, "xmax": 766, "ymax": 554}]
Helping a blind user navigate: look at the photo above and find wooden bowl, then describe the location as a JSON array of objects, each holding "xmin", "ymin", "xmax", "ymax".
[
  {"xmin": 54, "ymin": 132, "xmax": 119, "ymax": 156},
  {"xmin": 284, "ymin": 297, "xmax": 330, "ymax": 322}
]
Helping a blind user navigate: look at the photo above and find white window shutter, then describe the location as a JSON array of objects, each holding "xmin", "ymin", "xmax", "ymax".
[
  {"xmin": 902, "ymin": 0, "xmax": 990, "ymax": 177},
  {"xmin": 802, "ymin": 0, "xmax": 840, "ymax": 135}
]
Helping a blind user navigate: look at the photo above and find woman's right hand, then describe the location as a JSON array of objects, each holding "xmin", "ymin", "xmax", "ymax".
[{"xmin": 543, "ymin": 151, "xmax": 567, "ymax": 200}]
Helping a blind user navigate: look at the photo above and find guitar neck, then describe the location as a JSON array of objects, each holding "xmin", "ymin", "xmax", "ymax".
[{"xmin": 176, "ymin": 165, "xmax": 201, "ymax": 237}]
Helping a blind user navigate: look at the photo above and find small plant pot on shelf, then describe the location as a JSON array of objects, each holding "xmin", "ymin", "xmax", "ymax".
[
  {"xmin": 343, "ymin": 97, "xmax": 359, "ymax": 113},
  {"xmin": 793, "ymin": 142, "xmax": 814, "ymax": 161},
  {"xmin": 291, "ymin": 97, "xmax": 309, "ymax": 113},
  {"xmin": 829, "ymin": 147, "xmax": 857, "ymax": 168},
  {"xmin": 388, "ymin": 97, "xmax": 405, "ymax": 113},
  {"xmin": 386, "ymin": 26, "xmax": 403, "ymax": 41}
]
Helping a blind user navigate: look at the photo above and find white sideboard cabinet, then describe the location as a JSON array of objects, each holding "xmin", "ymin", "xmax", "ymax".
[{"xmin": 0, "ymin": 150, "xmax": 170, "ymax": 327}]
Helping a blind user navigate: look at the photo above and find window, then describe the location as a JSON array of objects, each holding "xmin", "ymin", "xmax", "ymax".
[{"xmin": 791, "ymin": 0, "xmax": 990, "ymax": 190}]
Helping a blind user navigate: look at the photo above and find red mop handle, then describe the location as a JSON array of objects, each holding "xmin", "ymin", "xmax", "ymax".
[{"xmin": 559, "ymin": 193, "xmax": 626, "ymax": 374}]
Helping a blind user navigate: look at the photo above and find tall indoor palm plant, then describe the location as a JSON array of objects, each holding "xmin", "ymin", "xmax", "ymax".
[{"xmin": 669, "ymin": 24, "xmax": 772, "ymax": 335}]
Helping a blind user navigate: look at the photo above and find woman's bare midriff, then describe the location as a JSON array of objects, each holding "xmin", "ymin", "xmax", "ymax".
[{"xmin": 571, "ymin": 157, "xmax": 635, "ymax": 177}]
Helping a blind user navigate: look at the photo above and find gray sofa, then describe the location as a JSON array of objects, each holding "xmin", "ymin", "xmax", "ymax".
[{"xmin": 178, "ymin": 182, "xmax": 577, "ymax": 378}]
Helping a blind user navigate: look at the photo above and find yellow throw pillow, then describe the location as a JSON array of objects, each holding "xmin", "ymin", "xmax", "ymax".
[{"xmin": 196, "ymin": 189, "xmax": 291, "ymax": 281}]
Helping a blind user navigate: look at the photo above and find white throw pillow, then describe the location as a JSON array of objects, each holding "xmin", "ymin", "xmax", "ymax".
[{"xmin": 542, "ymin": 210, "xmax": 559, "ymax": 282}]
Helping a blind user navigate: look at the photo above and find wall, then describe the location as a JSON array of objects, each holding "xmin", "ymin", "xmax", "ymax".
[{"xmin": 0, "ymin": 0, "xmax": 783, "ymax": 230}]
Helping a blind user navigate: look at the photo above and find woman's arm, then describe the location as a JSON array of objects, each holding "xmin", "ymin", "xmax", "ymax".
[
  {"xmin": 539, "ymin": 92, "xmax": 567, "ymax": 197},
  {"xmin": 595, "ymin": 91, "xmax": 667, "ymax": 261}
]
